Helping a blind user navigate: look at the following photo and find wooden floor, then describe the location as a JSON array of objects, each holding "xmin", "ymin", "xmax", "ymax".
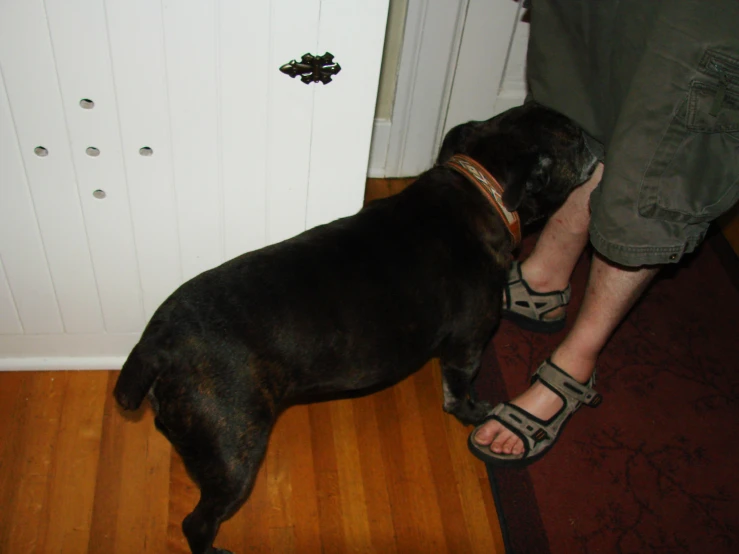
[{"xmin": 0, "ymin": 178, "xmax": 504, "ymax": 554}]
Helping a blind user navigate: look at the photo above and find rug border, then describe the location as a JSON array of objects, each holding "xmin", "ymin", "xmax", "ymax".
[{"xmin": 474, "ymin": 342, "xmax": 551, "ymax": 554}]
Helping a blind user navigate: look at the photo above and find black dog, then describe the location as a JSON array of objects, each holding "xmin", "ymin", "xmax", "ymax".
[{"xmin": 114, "ymin": 102, "xmax": 598, "ymax": 554}]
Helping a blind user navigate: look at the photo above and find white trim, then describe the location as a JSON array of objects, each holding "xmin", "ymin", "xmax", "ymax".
[
  {"xmin": 383, "ymin": 0, "xmax": 469, "ymax": 177},
  {"xmin": 0, "ymin": 357, "xmax": 126, "ymax": 371},
  {"xmin": 367, "ymin": 118, "xmax": 391, "ymax": 178},
  {"xmin": 0, "ymin": 332, "xmax": 138, "ymax": 370}
]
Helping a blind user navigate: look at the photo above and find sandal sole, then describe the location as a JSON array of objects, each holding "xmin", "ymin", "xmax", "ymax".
[{"xmin": 501, "ymin": 309, "xmax": 566, "ymax": 334}]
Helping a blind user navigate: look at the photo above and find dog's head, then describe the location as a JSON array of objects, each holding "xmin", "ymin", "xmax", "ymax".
[{"xmin": 437, "ymin": 102, "xmax": 599, "ymax": 224}]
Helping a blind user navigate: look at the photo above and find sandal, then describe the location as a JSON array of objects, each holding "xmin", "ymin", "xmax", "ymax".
[
  {"xmin": 467, "ymin": 359, "xmax": 602, "ymax": 468},
  {"xmin": 502, "ymin": 261, "xmax": 571, "ymax": 334}
]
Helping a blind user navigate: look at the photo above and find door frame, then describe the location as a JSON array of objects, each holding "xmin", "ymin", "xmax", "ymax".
[{"xmin": 371, "ymin": 0, "xmax": 526, "ymax": 178}]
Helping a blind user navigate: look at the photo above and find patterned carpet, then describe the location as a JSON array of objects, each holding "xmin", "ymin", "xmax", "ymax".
[{"xmin": 474, "ymin": 227, "xmax": 739, "ymax": 553}]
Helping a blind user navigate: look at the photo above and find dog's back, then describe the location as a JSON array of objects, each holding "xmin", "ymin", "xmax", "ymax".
[{"xmin": 112, "ymin": 102, "xmax": 599, "ymax": 554}]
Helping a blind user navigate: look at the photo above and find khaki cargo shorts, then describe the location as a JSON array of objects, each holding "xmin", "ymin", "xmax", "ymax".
[{"xmin": 527, "ymin": 0, "xmax": 739, "ymax": 266}]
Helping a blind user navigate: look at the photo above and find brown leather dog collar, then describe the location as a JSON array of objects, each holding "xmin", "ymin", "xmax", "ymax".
[{"xmin": 444, "ymin": 154, "xmax": 522, "ymax": 246}]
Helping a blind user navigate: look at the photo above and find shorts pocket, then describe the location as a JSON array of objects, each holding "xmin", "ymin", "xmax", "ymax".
[{"xmin": 639, "ymin": 50, "xmax": 739, "ymax": 224}]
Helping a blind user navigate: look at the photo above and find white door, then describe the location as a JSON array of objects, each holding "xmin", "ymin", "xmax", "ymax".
[
  {"xmin": 0, "ymin": 0, "xmax": 388, "ymax": 370},
  {"xmin": 378, "ymin": 0, "xmax": 527, "ymax": 178},
  {"xmin": 442, "ymin": 0, "xmax": 529, "ymax": 136}
]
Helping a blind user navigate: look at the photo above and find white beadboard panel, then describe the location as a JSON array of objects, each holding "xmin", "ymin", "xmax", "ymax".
[
  {"xmin": 266, "ymin": 0, "xmax": 320, "ymax": 245},
  {"xmin": 0, "ymin": 73, "xmax": 63, "ymax": 334},
  {"xmin": 44, "ymin": 0, "xmax": 145, "ymax": 333},
  {"xmin": 162, "ymin": 0, "xmax": 223, "ymax": 281},
  {"xmin": 105, "ymin": 0, "xmax": 183, "ymax": 319},
  {"xmin": 0, "ymin": 333, "xmax": 139, "ymax": 370},
  {"xmin": 0, "ymin": 262, "xmax": 22, "ymax": 335},
  {"xmin": 0, "ymin": 0, "xmax": 388, "ymax": 369},
  {"xmin": 306, "ymin": 0, "xmax": 390, "ymax": 228},
  {"xmin": 219, "ymin": 0, "xmax": 270, "ymax": 259},
  {"xmin": 0, "ymin": 0, "xmax": 104, "ymax": 333},
  {"xmin": 442, "ymin": 0, "xmax": 521, "ymax": 136}
]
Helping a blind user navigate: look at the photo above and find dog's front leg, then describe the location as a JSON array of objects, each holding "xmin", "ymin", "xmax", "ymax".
[{"xmin": 439, "ymin": 350, "xmax": 492, "ymax": 425}]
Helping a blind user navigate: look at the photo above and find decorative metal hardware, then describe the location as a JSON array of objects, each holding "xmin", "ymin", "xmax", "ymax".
[{"xmin": 279, "ymin": 52, "xmax": 341, "ymax": 84}]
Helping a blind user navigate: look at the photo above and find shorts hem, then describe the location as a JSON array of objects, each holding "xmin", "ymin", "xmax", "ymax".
[{"xmin": 588, "ymin": 224, "xmax": 706, "ymax": 267}]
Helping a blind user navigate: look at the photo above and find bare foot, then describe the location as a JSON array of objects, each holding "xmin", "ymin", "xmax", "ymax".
[
  {"xmin": 473, "ymin": 350, "xmax": 595, "ymax": 455},
  {"xmin": 473, "ymin": 380, "xmax": 563, "ymax": 455}
]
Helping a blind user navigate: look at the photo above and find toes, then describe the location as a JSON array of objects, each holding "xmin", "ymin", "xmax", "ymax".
[
  {"xmin": 473, "ymin": 419, "xmax": 524, "ymax": 455},
  {"xmin": 497, "ymin": 433, "xmax": 521, "ymax": 455},
  {"xmin": 473, "ymin": 419, "xmax": 502, "ymax": 445},
  {"xmin": 508, "ymin": 436, "xmax": 525, "ymax": 456}
]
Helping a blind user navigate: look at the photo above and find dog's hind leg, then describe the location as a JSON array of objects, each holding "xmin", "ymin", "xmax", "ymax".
[{"xmin": 177, "ymin": 425, "xmax": 271, "ymax": 554}]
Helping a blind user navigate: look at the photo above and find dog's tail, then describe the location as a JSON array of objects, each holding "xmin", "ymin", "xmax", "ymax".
[{"xmin": 114, "ymin": 325, "xmax": 171, "ymax": 411}]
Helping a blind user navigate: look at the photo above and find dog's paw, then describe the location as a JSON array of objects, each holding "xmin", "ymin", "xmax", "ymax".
[
  {"xmin": 447, "ymin": 399, "xmax": 492, "ymax": 426},
  {"xmin": 467, "ymin": 400, "xmax": 493, "ymax": 424}
]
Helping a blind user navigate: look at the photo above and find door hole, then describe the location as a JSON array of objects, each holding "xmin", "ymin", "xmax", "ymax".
[
  {"xmin": 86, "ymin": 147, "xmax": 100, "ymax": 157},
  {"xmin": 79, "ymin": 98, "xmax": 95, "ymax": 109},
  {"xmin": 93, "ymin": 189, "xmax": 106, "ymax": 199},
  {"xmin": 34, "ymin": 146, "xmax": 48, "ymax": 157},
  {"xmin": 139, "ymin": 146, "xmax": 153, "ymax": 156}
]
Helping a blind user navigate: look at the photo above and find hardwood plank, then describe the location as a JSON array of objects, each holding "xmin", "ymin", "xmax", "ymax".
[
  {"xmin": 331, "ymin": 399, "xmax": 374, "ymax": 552},
  {"xmin": 90, "ymin": 371, "xmax": 171, "ymax": 554},
  {"xmin": 0, "ymin": 372, "xmax": 34, "ymax": 551},
  {"xmin": 5, "ymin": 372, "xmax": 69, "ymax": 552},
  {"xmin": 375, "ymin": 374, "xmax": 450, "ymax": 553},
  {"xmin": 88, "ymin": 373, "xmax": 126, "ymax": 553},
  {"xmin": 309, "ymin": 401, "xmax": 347, "ymax": 553},
  {"xmin": 352, "ymin": 394, "xmax": 399, "ymax": 554},
  {"xmin": 41, "ymin": 371, "xmax": 108, "ymax": 554},
  {"xmin": 414, "ymin": 364, "xmax": 475, "ymax": 553},
  {"xmin": 278, "ymin": 405, "xmax": 321, "ymax": 553}
]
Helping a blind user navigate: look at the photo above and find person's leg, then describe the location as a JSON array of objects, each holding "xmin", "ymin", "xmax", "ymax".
[
  {"xmin": 475, "ymin": 253, "xmax": 659, "ymax": 456},
  {"xmin": 514, "ymin": 163, "xmax": 603, "ymax": 312}
]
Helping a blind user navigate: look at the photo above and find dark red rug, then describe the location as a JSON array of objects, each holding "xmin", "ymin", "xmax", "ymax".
[{"xmin": 474, "ymin": 227, "xmax": 739, "ymax": 553}]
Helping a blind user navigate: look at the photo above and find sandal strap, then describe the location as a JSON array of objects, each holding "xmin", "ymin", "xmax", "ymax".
[
  {"xmin": 490, "ymin": 403, "xmax": 552, "ymax": 444},
  {"xmin": 533, "ymin": 360, "xmax": 602, "ymax": 407},
  {"xmin": 505, "ymin": 262, "xmax": 571, "ymax": 320}
]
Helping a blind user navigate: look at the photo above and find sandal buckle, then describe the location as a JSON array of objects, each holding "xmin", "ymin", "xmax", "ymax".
[{"xmin": 532, "ymin": 428, "xmax": 549, "ymax": 443}]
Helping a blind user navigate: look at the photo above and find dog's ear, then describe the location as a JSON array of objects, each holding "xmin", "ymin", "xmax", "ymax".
[
  {"xmin": 501, "ymin": 152, "xmax": 553, "ymax": 211},
  {"xmin": 436, "ymin": 121, "xmax": 481, "ymax": 164}
]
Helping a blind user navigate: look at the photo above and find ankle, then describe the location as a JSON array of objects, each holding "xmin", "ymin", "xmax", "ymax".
[
  {"xmin": 549, "ymin": 347, "xmax": 597, "ymax": 384},
  {"xmin": 520, "ymin": 259, "xmax": 571, "ymax": 293}
]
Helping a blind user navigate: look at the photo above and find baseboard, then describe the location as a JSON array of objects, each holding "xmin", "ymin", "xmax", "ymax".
[
  {"xmin": 0, "ymin": 332, "xmax": 138, "ymax": 370},
  {"xmin": 0, "ymin": 357, "xmax": 126, "ymax": 371},
  {"xmin": 367, "ymin": 118, "xmax": 391, "ymax": 178}
]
